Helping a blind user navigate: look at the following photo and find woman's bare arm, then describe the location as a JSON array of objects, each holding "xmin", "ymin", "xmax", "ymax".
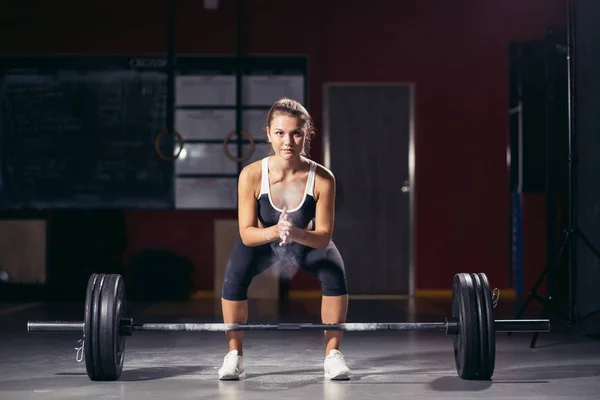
[{"xmin": 237, "ymin": 164, "xmax": 279, "ymax": 246}]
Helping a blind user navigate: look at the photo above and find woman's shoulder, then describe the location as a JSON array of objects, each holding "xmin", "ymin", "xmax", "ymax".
[
  {"xmin": 306, "ymin": 158, "xmax": 335, "ymax": 182},
  {"xmin": 239, "ymin": 158, "xmax": 264, "ymax": 183}
]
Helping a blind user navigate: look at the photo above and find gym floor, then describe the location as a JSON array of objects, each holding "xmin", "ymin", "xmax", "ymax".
[{"xmin": 1, "ymin": 295, "xmax": 599, "ymax": 399}]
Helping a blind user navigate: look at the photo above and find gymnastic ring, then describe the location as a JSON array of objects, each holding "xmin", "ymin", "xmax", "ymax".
[
  {"xmin": 222, "ymin": 129, "xmax": 255, "ymax": 162},
  {"xmin": 155, "ymin": 129, "xmax": 184, "ymax": 161}
]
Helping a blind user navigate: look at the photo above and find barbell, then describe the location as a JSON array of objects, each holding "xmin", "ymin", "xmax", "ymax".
[{"xmin": 26, "ymin": 272, "xmax": 550, "ymax": 381}]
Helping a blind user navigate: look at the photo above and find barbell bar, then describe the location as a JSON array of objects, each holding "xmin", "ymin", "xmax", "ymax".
[
  {"xmin": 25, "ymin": 272, "xmax": 550, "ymax": 382},
  {"xmin": 27, "ymin": 319, "xmax": 549, "ymax": 333}
]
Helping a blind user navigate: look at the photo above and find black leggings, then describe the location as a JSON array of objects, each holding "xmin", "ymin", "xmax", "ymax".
[{"xmin": 221, "ymin": 237, "xmax": 348, "ymax": 301}]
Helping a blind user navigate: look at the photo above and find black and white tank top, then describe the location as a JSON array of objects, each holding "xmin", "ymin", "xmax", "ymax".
[{"xmin": 257, "ymin": 157, "xmax": 317, "ymax": 229}]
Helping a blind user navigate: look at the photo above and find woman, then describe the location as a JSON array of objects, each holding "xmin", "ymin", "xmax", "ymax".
[{"xmin": 218, "ymin": 98, "xmax": 351, "ymax": 380}]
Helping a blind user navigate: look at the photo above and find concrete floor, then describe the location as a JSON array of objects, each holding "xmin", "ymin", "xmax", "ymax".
[{"xmin": 1, "ymin": 296, "xmax": 600, "ymax": 399}]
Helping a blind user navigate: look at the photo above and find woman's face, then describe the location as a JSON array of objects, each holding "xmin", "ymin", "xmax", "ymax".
[{"xmin": 266, "ymin": 114, "xmax": 306, "ymax": 160}]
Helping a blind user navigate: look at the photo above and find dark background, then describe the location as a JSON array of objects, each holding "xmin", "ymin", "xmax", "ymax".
[{"xmin": 0, "ymin": 0, "xmax": 567, "ymax": 299}]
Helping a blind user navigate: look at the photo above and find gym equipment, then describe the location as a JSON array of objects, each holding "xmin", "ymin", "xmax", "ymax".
[{"xmin": 26, "ymin": 272, "xmax": 550, "ymax": 381}]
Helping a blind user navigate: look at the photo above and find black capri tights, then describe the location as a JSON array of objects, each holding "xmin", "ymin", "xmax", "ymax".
[{"xmin": 222, "ymin": 238, "xmax": 348, "ymax": 301}]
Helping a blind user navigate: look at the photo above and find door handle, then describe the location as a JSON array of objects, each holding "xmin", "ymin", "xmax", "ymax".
[{"xmin": 401, "ymin": 180, "xmax": 411, "ymax": 193}]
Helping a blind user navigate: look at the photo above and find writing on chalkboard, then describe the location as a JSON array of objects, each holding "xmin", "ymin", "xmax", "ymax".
[
  {"xmin": 129, "ymin": 58, "xmax": 168, "ymax": 69},
  {"xmin": 0, "ymin": 64, "xmax": 172, "ymax": 209}
]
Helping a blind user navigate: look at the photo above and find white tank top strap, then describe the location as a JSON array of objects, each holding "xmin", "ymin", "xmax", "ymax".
[
  {"xmin": 306, "ymin": 160, "xmax": 317, "ymax": 197},
  {"xmin": 259, "ymin": 157, "xmax": 270, "ymax": 197}
]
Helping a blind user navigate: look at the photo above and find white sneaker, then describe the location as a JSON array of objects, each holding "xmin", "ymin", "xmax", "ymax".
[
  {"xmin": 218, "ymin": 350, "xmax": 245, "ymax": 380},
  {"xmin": 324, "ymin": 349, "xmax": 351, "ymax": 380}
]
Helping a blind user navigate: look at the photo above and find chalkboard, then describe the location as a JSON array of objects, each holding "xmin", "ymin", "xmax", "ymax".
[
  {"xmin": 0, "ymin": 55, "xmax": 308, "ymax": 210},
  {"xmin": 0, "ymin": 56, "xmax": 173, "ymax": 209}
]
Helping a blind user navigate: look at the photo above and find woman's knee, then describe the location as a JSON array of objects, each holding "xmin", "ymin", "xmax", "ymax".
[
  {"xmin": 321, "ymin": 265, "xmax": 348, "ymax": 296},
  {"xmin": 304, "ymin": 242, "xmax": 348, "ymax": 296},
  {"xmin": 221, "ymin": 278, "xmax": 250, "ymax": 301},
  {"xmin": 310, "ymin": 259, "xmax": 348, "ymax": 296},
  {"xmin": 220, "ymin": 239, "xmax": 263, "ymax": 301},
  {"xmin": 221, "ymin": 238, "xmax": 267, "ymax": 301}
]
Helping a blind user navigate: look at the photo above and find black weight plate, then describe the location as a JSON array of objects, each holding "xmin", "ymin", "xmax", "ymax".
[
  {"xmin": 452, "ymin": 273, "xmax": 480, "ymax": 379},
  {"xmin": 116, "ymin": 275, "xmax": 126, "ymax": 373},
  {"xmin": 113, "ymin": 274, "xmax": 126, "ymax": 377},
  {"xmin": 465, "ymin": 273, "xmax": 482, "ymax": 379},
  {"xmin": 98, "ymin": 274, "xmax": 126, "ymax": 381},
  {"xmin": 91, "ymin": 274, "xmax": 107, "ymax": 380},
  {"xmin": 84, "ymin": 273, "xmax": 101, "ymax": 380},
  {"xmin": 451, "ymin": 275, "xmax": 464, "ymax": 377},
  {"xmin": 478, "ymin": 273, "xmax": 496, "ymax": 378},
  {"xmin": 471, "ymin": 273, "xmax": 491, "ymax": 380},
  {"xmin": 98, "ymin": 274, "xmax": 112, "ymax": 380}
]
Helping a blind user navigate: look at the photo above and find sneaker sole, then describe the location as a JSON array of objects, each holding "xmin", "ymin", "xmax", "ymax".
[
  {"xmin": 324, "ymin": 372, "xmax": 351, "ymax": 380},
  {"xmin": 218, "ymin": 372, "xmax": 245, "ymax": 380}
]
